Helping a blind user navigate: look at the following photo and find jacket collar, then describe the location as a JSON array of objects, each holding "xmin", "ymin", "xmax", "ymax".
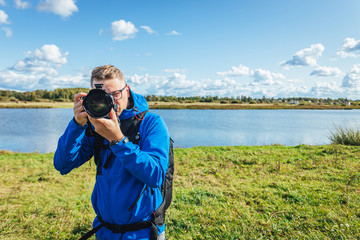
[{"xmin": 119, "ymin": 88, "xmax": 149, "ymax": 120}]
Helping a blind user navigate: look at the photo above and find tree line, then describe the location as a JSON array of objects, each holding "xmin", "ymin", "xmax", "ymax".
[
  {"xmin": 0, "ymin": 88, "xmax": 89, "ymax": 102},
  {"xmin": 144, "ymin": 95, "xmax": 359, "ymax": 105},
  {"xmin": 0, "ymin": 88, "xmax": 359, "ymax": 105}
]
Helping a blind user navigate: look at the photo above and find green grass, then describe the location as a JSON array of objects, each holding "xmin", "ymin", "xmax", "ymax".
[{"xmin": 1, "ymin": 145, "xmax": 360, "ymax": 239}]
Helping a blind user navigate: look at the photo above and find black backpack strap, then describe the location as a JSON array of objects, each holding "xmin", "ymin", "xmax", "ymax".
[
  {"xmin": 79, "ymin": 216, "xmax": 157, "ymax": 240},
  {"xmin": 85, "ymin": 111, "xmax": 149, "ymax": 173},
  {"xmin": 78, "ymin": 223, "xmax": 104, "ymax": 240},
  {"xmin": 102, "ymin": 110, "xmax": 148, "ymax": 169},
  {"xmin": 153, "ymin": 138, "xmax": 174, "ymax": 227},
  {"xmin": 85, "ymin": 118, "xmax": 105, "ymax": 175},
  {"xmin": 103, "ymin": 151, "xmax": 114, "ymax": 169},
  {"xmin": 163, "ymin": 138, "xmax": 174, "ymax": 209},
  {"xmin": 128, "ymin": 185, "xmax": 148, "ymax": 212},
  {"xmin": 120, "ymin": 110, "xmax": 148, "ymax": 144}
]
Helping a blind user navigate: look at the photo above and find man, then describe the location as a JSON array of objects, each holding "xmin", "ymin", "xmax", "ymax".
[{"xmin": 54, "ymin": 65, "xmax": 170, "ymax": 240}]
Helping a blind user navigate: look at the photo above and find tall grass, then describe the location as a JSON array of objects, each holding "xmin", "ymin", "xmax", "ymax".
[{"xmin": 329, "ymin": 122, "xmax": 360, "ymax": 145}]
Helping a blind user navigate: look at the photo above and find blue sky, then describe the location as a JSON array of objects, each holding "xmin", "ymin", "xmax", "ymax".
[{"xmin": 1, "ymin": 0, "xmax": 360, "ymax": 98}]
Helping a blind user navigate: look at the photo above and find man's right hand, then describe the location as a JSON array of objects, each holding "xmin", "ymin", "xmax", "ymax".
[{"xmin": 73, "ymin": 92, "xmax": 88, "ymax": 126}]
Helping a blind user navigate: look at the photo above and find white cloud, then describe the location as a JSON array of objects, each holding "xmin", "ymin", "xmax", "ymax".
[
  {"xmin": 310, "ymin": 66, "xmax": 343, "ymax": 77},
  {"xmin": 128, "ymin": 74, "xmax": 151, "ymax": 85},
  {"xmin": 313, "ymin": 81, "xmax": 341, "ymax": 91},
  {"xmin": 140, "ymin": 25, "xmax": 156, "ymax": 34},
  {"xmin": 0, "ymin": 0, "xmax": 5, "ymax": 6},
  {"xmin": 287, "ymin": 78, "xmax": 304, "ymax": 84},
  {"xmin": 99, "ymin": 29, "xmax": 103, "ymax": 36},
  {"xmin": 309, "ymin": 81, "xmax": 343, "ymax": 98},
  {"xmin": 278, "ymin": 83, "xmax": 310, "ymax": 97},
  {"xmin": 282, "ymin": 43, "xmax": 325, "ymax": 67},
  {"xmin": 0, "ymin": 70, "xmax": 88, "ymax": 91},
  {"xmin": 0, "ymin": 70, "xmax": 42, "ymax": 90},
  {"xmin": 122, "ymin": 68, "xmax": 360, "ymax": 99},
  {"xmin": 0, "ymin": 10, "xmax": 11, "ymax": 37},
  {"xmin": 126, "ymin": 72, "xmax": 202, "ymax": 96},
  {"xmin": 216, "ymin": 64, "xmax": 251, "ymax": 77},
  {"xmin": 337, "ymin": 38, "xmax": 360, "ymax": 58},
  {"xmin": 47, "ymin": 73, "xmax": 89, "ymax": 89},
  {"xmin": 0, "ymin": 44, "xmax": 91, "ymax": 91},
  {"xmin": 33, "ymin": 44, "xmax": 68, "ymax": 64},
  {"xmin": 2, "ymin": 26, "xmax": 12, "ymax": 37},
  {"xmin": 251, "ymin": 69, "xmax": 285, "ymax": 85},
  {"xmin": 126, "ymin": 70, "xmax": 277, "ymax": 97},
  {"xmin": 0, "ymin": 9, "xmax": 9, "ymax": 24},
  {"xmin": 162, "ymin": 74, "xmax": 201, "ymax": 96},
  {"xmin": 342, "ymin": 64, "xmax": 360, "ymax": 88},
  {"xmin": 111, "ymin": 19, "xmax": 138, "ymax": 41},
  {"xmin": 37, "ymin": 0, "xmax": 78, "ymax": 18},
  {"xmin": 166, "ymin": 30, "xmax": 181, "ymax": 36},
  {"xmin": 15, "ymin": 0, "xmax": 31, "ymax": 9},
  {"xmin": 10, "ymin": 44, "xmax": 68, "ymax": 74}
]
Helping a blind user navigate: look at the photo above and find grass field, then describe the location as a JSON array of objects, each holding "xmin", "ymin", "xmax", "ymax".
[
  {"xmin": 0, "ymin": 101, "xmax": 358, "ymax": 110},
  {"xmin": 1, "ymin": 145, "xmax": 360, "ymax": 239}
]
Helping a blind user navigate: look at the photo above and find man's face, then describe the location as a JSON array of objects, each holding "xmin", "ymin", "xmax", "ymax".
[{"xmin": 92, "ymin": 78, "xmax": 129, "ymax": 117}]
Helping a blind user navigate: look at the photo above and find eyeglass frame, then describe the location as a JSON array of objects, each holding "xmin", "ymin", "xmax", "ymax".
[{"xmin": 109, "ymin": 84, "xmax": 127, "ymax": 100}]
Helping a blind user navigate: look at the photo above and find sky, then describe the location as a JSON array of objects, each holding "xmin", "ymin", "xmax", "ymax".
[{"xmin": 1, "ymin": 0, "xmax": 360, "ymax": 99}]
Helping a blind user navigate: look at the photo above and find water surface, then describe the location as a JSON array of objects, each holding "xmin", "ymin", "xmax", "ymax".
[{"xmin": 0, "ymin": 109, "xmax": 359, "ymax": 153}]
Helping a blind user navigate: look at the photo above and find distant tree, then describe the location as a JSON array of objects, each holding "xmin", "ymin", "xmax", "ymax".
[{"xmin": 30, "ymin": 92, "xmax": 37, "ymax": 101}]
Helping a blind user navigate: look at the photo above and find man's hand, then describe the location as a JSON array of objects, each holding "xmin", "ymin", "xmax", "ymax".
[
  {"xmin": 88, "ymin": 109, "xmax": 124, "ymax": 142},
  {"xmin": 73, "ymin": 92, "xmax": 88, "ymax": 126}
]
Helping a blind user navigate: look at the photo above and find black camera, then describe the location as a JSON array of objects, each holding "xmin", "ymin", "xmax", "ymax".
[{"xmin": 82, "ymin": 84, "xmax": 118, "ymax": 119}]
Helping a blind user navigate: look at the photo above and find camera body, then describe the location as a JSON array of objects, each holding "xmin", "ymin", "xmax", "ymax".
[{"xmin": 82, "ymin": 84, "xmax": 118, "ymax": 119}]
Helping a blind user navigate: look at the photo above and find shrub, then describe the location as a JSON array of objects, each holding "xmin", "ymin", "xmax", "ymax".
[{"xmin": 329, "ymin": 122, "xmax": 360, "ymax": 145}]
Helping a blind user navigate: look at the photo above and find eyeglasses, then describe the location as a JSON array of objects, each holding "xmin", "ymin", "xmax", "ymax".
[{"xmin": 109, "ymin": 85, "xmax": 127, "ymax": 100}]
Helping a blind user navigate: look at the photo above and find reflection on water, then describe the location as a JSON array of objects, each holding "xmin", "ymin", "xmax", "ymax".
[{"xmin": 0, "ymin": 108, "xmax": 359, "ymax": 153}]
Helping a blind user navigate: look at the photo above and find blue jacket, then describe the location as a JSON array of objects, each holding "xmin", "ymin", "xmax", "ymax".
[{"xmin": 54, "ymin": 90, "xmax": 170, "ymax": 240}]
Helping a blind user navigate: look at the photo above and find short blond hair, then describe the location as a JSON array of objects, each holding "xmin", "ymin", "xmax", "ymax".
[{"xmin": 91, "ymin": 65, "xmax": 124, "ymax": 86}]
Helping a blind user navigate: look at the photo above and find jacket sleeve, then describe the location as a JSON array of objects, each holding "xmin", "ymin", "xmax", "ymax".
[
  {"xmin": 54, "ymin": 118, "xmax": 94, "ymax": 175},
  {"xmin": 110, "ymin": 114, "xmax": 170, "ymax": 188}
]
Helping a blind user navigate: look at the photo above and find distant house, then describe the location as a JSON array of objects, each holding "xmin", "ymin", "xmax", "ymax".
[{"xmin": 289, "ymin": 100, "xmax": 299, "ymax": 104}]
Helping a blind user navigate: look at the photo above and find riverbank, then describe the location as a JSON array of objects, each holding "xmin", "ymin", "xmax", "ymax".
[
  {"xmin": 0, "ymin": 101, "xmax": 359, "ymax": 110},
  {"xmin": 1, "ymin": 145, "xmax": 359, "ymax": 239}
]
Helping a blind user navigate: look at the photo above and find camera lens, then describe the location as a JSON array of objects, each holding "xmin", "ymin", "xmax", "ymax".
[
  {"xmin": 88, "ymin": 94, "xmax": 109, "ymax": 113},
  {"xmin": 82, "ymin": 89, "xmax": 114, "ymax": 118}
]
